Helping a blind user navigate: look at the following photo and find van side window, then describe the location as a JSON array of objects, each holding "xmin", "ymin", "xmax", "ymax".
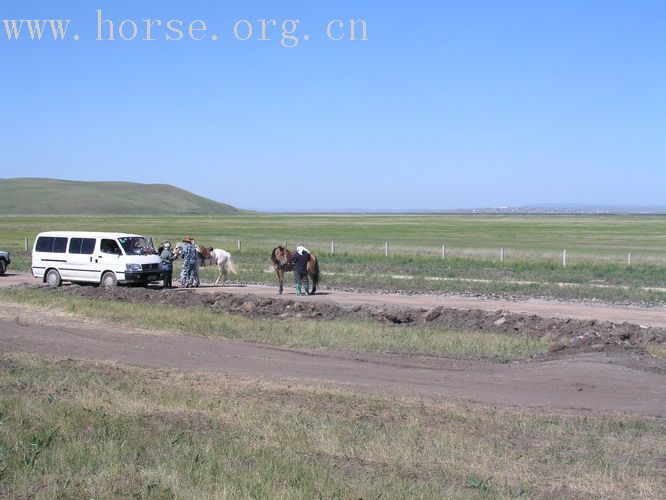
[
  {"xmin": 53, "ymin": 237, "xmax": 68, "ymax": 253},
  {"xmin": 36, "ymin": 236, "xmax": 68, "ymax": 253},
  {"xmin": 69, "ymin": 238, "xmax": 96, "ymax": 255},
  {"xmin": 69, "ymin": 238, "xmax": 80, "ymax": 254},
  {"xmin": 36, "ymin": 236, "xmax": 54, "ymax": 252},
  {"xmin": 81, "ymin": 238, "xmax": 96, "ymax": 254},
  {"xmin": 101, "ymin": 239, "xmax": 122, "ymax": 255}
]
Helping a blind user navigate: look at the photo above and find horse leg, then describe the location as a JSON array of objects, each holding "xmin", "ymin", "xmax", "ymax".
[
  {"xmin": 193, "ymin": 262, "xmax": 200, "ymax": 287},
  {"xmin": 220, "ymin": 262, "xmax": 227, "ymax": 286},
  {"xmin": 277, "ymin": 269, "xmax": 284, "ymax": 294},
  {"xmin": 214, "ymin": 262, "xmax": 221, "ymax": 286},
  {"xmin": 309, "ymin": 272, "xmax": 317, "ymax": 295}
]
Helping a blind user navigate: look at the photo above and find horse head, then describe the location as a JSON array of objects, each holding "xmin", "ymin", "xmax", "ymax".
[{"xmin": 271, "ymin": 246, "xmax": 292, "ymax": 269}]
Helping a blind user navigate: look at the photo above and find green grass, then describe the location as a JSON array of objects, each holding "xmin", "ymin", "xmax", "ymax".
[
  {"xmin": 0, "ymin": 288, "xmax": 549, "ymax": 362},
  {"xmin": 3, "ymin": 213, "xmax": 666, "ymax": 258},
  {"xmin": 3, "ymin": 214, "xmax": 666, "ymax": 303},
  {"xmin": 1, "ymin": 353, "xmax": 664, "ymax": 498},
  {"xmin": 0, "ymin": 179, "xmax": 241, "ymax": 216}
]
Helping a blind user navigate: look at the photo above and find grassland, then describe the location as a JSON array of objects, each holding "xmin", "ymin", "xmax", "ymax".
[
  {"xmin": 1, "ymin": 353, "xmax": 664, "ymax": 499},
  {"xmin": 2, "ymin": 214, "xmax": 666, "ymax": 497},
  {"xmin": 4, "ymin": 214, "xmax": 666, "ymax": 258},
  {"xmin": 3, "ymin": 214, "xmax": 666, "ymax": 303}
]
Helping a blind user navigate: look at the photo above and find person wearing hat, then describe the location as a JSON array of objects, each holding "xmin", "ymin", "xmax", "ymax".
[
  {"xmin": 288, "ymin": 242, "xmax": 311, "ymax": 295},
  {"xmin": 179, "ymin": 236, "xmax": 198, "ymax": 287},
  {"xmin": 159, "ymin": 241, "xmax": 178, "ymax": 288}
]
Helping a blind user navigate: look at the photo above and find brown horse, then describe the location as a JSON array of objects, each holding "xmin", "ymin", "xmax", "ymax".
[{"xmin": 271, "ymin": 246, "xmax": 320, "ymax": 295}]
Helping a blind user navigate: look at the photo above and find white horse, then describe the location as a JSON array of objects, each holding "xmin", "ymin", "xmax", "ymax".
[
  {"xmin": 205, "ymin": 248, "xmax": 237, "ymax": 286},
  {"xmin": 172, "ymin": 243, "xmax": 237, "ymax": 286}
]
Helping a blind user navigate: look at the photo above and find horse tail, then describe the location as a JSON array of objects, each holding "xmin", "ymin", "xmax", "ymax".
[
  {"xmin": 310, "ymin": 255, "xmax": 320, "ymax": 288},
  {"xmin": 227, "ymin": 253, "xmax": 237, "ymax": 274}
]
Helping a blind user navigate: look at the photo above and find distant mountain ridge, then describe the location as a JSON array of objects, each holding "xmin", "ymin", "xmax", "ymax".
[
  {"xmin": 0, "ymin": 178, "xmax": 242, "ymax": 215},
  {"xmin": 456, "ymin": 204, "xmax": 666, "ymax": 215},
  {"xmin": 268, "ymin": 204, "xmax": 666, "ymax": 214}
]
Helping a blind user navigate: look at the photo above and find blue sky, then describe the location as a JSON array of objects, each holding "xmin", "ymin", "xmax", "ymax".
[{"xmin": 1, "ymin": 1, "xmax": 664, "ymax": 210}]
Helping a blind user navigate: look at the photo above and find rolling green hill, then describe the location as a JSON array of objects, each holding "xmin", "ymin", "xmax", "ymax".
[{"xmin": 0, "ymin": 178, "xmax": 242, "ymax": 215}]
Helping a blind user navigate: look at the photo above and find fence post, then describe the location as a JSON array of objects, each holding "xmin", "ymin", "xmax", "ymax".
[
  {"xmin": 237, "ymin": 240, "xmax": 241, "ymax": 252},
  {"xmin": 627, "ymin": 252, "xmax": 631, "ymax": 266},
  {"xmin": 385, "ymin": 242, "xmax": 389, "ymax": 257},
  {"xmin": 500, "ymin": 247, "xmax": 505, "ymax": 263},
  {"xmin": 24, "ymin": 238, "xmax": 29, "ymax": 252},
  {"xmin": 442, "ymin": 244, "xmax": 446, "ymax": 260},
  {"xmin": 563, "ymin": 249, "xmax": 567, "ymax": 268},
  {"xmin": 331, "ymin": 241, "xmax": 335, "ymax": 255},
  {"xmin": 284, "ymin": 241, "xmax": 287, "ymax": 249}
]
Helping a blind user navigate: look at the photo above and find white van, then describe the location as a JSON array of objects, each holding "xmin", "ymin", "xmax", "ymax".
[{"xmin": 32, "ymin": 231, "xmax": 164, "ymax": 288}]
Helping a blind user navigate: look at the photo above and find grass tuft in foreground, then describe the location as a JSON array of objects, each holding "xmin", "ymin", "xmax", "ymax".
[{"xmin": 647, "ymin": 344, "xmax": 666, "ymax": 360}]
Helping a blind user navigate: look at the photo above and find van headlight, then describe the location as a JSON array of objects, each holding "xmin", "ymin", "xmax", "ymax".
[{"xmin": 126, "ymin": 263, "xmax": 142, "ymax": 272}]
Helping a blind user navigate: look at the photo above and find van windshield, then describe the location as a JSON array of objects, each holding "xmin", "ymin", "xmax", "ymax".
[{"xmin": 118, "ymin": 237, "xmax": 156, "ymax": 256}]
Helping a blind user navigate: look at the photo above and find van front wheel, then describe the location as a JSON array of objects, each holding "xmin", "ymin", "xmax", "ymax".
[
  {"xmin": 101, "ymin": 272, "xmax": 117, "ymax": 288},
  {"xmin": 46, "ymin": 269, "xmax": 61, "ymax": 288}
]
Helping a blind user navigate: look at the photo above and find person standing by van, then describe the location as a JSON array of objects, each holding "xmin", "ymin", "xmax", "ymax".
[
  {"xmin": 160, "ymin": 241, "xmax": 177, "ymax": 288},
  {"xmin": 179, "ymin": 236, "xmax": 198, "ymax": 287}
]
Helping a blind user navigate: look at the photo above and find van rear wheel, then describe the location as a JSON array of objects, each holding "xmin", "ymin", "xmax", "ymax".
[
  {"xmin": 101, "ymin": 272, "xmax": 117, "ymax": 288},
  {"xmin": 0, "ymin": 260, "xmax": 6, "ymax": 276},
  {"xmin": 46, "ymin": 269, "xmax": 61, "ymax": 287}
]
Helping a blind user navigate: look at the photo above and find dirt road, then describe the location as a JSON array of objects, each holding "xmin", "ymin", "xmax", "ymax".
[
  {"xmin": 5, "ymin": 272, "xmax": 666, "ymax": 327},
  {"xmin": 1, "ymin": 301, "xmax": 664, "ymax": 416},
  {"xmin": 1, "ymin": 275, "xmax": 665, "ymax": 416}
]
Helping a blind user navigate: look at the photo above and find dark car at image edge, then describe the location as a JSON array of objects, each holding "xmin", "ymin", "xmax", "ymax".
[{"xmin": 0, "ymin": 251, "xmax": 10, "ymax": 275}]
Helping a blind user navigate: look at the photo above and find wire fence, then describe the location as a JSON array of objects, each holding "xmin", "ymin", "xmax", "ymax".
[{"xmin": 12, "ymin": 237, "xmax": 666, "ymax": 267}]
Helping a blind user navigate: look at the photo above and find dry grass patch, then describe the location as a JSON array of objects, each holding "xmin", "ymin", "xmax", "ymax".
[
  {"xmin": 0, "ymin": 289, "xmax": 550, "ymax": 362},
  {"xmin": 647, "ymin": 344, "xmax": 666, "ymax": 360},
  {"xmin": 1, "ymin": 353, "xmax": 664, "ymax": 499}
]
